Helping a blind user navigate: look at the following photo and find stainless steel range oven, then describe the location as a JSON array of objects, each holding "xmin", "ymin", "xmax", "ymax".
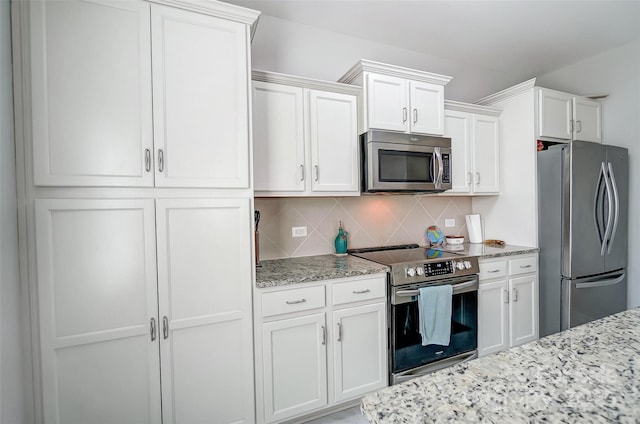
[{"xmin": 349, "ymin": 244, "xmax": 479, "ymax": 385}]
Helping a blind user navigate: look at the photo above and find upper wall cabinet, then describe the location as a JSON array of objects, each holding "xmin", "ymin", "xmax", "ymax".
[
  {"xmin": 444, "ymin": 101, "xmax": 501, "ymax": 195},
  {"xmin": 252, "ymin": 71, "xmax": 360, "ymax": 197},
  {"xmin": 339, "ymin": 60, "xmax": 452, "ymax": 136},
  {"xmin": 27, "ymin": 0, "xmax": 257, "ymax": 188},
  {"xmin": 536, "ymin": 87, "xmax": 602, "ymax": 143}
]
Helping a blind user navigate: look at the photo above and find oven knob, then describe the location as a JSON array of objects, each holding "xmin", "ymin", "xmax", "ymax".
[
  {"xmin": 456, "ymin": 261, "xmax": 465, "ymax": 270},
  {"xmin": 416, "ymin": 267, "xmax": 424, "ymax": 276},
  {"xmin": 464, "ymin": 261, "xmax": 472, "ymax": 269},
  {"xmin": 406, "ymin": 267, "xmax": 416, "ymax": 277}
]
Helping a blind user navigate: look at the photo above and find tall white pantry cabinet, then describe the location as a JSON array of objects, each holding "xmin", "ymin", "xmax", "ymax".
[{"xmin": 11, "ymin": 0, "xmax": 260, "ymax": 423}]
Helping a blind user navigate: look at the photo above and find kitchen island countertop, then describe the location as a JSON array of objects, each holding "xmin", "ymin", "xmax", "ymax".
[
  {"xmin": 361, "ymin": 307, "xmax": 640, "ymax": 423},
  {"xmin": 256, "ymin": 254, "xmax": 389, "ymax": 288}
]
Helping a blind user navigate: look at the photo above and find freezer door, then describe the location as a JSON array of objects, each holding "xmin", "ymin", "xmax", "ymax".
[
  {"xmin": 604, "ymin": 145, "xmax": 628, "ymax": 272},
  {"xmin": 563, "ymin": 141, "xmax": 606, "ymax": 278},
  {"xmin": 561, "ymin": 271, "xmax": 627, "ymax": 331}
]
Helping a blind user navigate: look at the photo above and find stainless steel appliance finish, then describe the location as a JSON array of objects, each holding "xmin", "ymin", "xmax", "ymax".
[
  {"xmin": 349, "ymin": 245, "xmax": 479, "ymax": 384},
  {"xmin": 361, "ymin": 130, "xmax": 452, "ymax": 193},
  {"xmin": 538, "ymin": 141, "xmax": 628, "ymax": 337}
]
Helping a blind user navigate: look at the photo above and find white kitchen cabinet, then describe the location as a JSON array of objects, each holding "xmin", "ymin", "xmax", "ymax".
[
  {"xmin": 478, "ymin": 253, "xmax": 539, "ymax": 357},
  {"xmin": 536, "ymin": 87, "xmax": 602, "ymax": 143},
  {"xmin": 339, "ymin": 59, "xmax": 451, "ymax": 136},
  {"xmin": 252, "ymin": 71, "xmax": 359, "ymax": 196},
  {"xmin": 28, "ymin": 0, "xmax": 253, "ymax": 188},
  {"xmin": 35, "ymin": 198, "xmax": 255, "ymax": 424},
  {"xmin": 255, "ymin": 274, "xmax": 388, "ymax": 423},
  {"xmin": 444, "ymin": 101, "xmax": 501, "ymax": 194}
]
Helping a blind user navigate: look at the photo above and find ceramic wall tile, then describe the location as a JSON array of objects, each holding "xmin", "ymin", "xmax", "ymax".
[{"xmin": 255, "ymin": 196, "xmax": 474, "ymax": 259}]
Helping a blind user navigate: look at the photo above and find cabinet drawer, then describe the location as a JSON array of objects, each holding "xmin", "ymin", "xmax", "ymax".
[
  {"xmin": 262, "ymin": 285, "xmax": 325, "ymax": 317},
  {"xmin": 509, "ymin": 256, "xmax": 538, "ymax": 276},
  {"xmin": 332, "ymin": 276, "xmax": 386, "ymax": 306},
  {"xmin": 479, "ymin": 260, "xmax": 507, "ymax": 280}
]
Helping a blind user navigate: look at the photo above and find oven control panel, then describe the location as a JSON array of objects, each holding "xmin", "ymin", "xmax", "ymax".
[
  {"xmin": 402, "ymin": 259, "xmax": 477, "ymax": 281},
  {"xmin": 424, "ymin": 260, "xmax": 455, "ymax": 276}
]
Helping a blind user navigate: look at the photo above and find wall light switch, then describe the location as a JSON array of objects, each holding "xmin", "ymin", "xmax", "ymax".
[
  {"xmin": 292, "ymin": 226, "xmax": 307, "ymax": 237},
  {"xmin": 445, "ymin": 219, "xmax": 455, "ymax": 228}
]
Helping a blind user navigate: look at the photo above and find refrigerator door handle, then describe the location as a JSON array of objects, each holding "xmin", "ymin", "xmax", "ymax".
[
  {"xmin": 575, "ymin": 272, "xmax": 625, "ymax": 289},
  {"xmin": 607, "ymin": 162, "xmax": 620, "ymax": 254},
  {"xmin": 594, "ymin": 163, "xmax": 606, "ymax": 248},
  {"xmin": 601, "ymin": 162, "xmax": 614, "ymax": 256}
]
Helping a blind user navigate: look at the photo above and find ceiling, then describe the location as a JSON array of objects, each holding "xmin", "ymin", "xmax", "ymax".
[{"xmin": 225, "ymin": 0, "xmax": 640, "ymax": 78}]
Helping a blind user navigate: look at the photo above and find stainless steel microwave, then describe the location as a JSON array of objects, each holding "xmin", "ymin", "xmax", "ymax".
[{"xmin": 361, "ymin": 130, "xmax": 452, "ymax": 193}]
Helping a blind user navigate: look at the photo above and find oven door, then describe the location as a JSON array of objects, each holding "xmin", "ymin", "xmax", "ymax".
[
  {"xmin": 365, "ymin": 141, "xmax": 451, "ymax": 192},
  {"xmin": 390, "ymin": 275, "xmax": 478, "ymax": 384}
]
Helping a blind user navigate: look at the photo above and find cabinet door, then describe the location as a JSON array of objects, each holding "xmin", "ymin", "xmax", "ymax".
[
  {"xmin": 365, "ymin": 73, "xmax": 408, "ymax": 132},
  {"xmin": 262, "ymin": 314, "xmax": 328, "ymax": 422},
  {"xmin": 309, "ymin": 90, "xmax": 359, "ymax": 193},
  {"xmin": 478, "ymin": 279, "xmax": 509, "ymax": 357},
  {"xmin": 35, "ymin": 199, "xmax": 160, "ymax": 424},
  {"xmin": 509, "ymin": 274, "xmax": 539, "ymax": 347},
  {"xmin": 151, "ymin": 5, "xmax": 250, "ymax": 188},
  {"xmin": 472, "ymin": 114, "xmax": 500, "ymax": 193},
  {"xmin": 537, "ymin": 88, "xmax": 573, "ymax": 140},
  {"xmin": 572, "ymin": 97, "xmax": 602, "ymax": 143},
  {"xmin": 30, "ymin": 0, "xmax": 153, "ymax": 187},
  {"xmin": 252, "ymin": 82, "xmax": 306, "ymax": 192},
  {"xmin": 409, "ymin": 81, "xmax": 445, "ymax": 135},
  {"xmin": 155, "ymin": 198, "xmax": 254, "ymax": 424},
  {"xmin": 444, "ymin": 109, "xmax": 472, "ymax": 193},
  {"xmin": 333, "ymin": 303, "xmax": 387, "ymax": 403}
]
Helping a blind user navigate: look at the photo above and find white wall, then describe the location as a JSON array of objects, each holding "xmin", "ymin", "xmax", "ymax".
[
  {"xmin": 1, "ymin": 0, "xmax": 26, "ymax": 423},
  {"xmin": 537, "ymin": 39, "xmax": 640, "ymax": 308},
  {"xmin": 250, "ymin": 15, "xmax": 525, "ymax": 102}
]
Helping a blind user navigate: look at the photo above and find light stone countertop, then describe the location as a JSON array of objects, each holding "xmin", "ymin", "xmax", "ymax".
[
  {"xmin": 255, "ymin": 254, "xmax": 389, "ymax": 288},
  {"xmin": 361, "ymin": 307, "xmax": 640, "ymax": 423},
  {"xmin": 435, "ymin": 242, "xmax": 538, "ymax": 259}
]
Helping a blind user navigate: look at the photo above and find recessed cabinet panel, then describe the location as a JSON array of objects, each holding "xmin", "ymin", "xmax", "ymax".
[
  {"xmin": 478, "ymin": 279, "xmax": 509, "ymax": 357},
  {"xmin": 252, "ymin": 82, "xmax": 305, "ymax": 192},
  {"xmin": 444, "ymin": 110, "xmax": 472, "ymax": 193},
  {"xmin": 30, "ymin": 0, "xmax": 153, "ymax": 186},
  {"xmin": 309, "ymin": 90, "xmax": 359, "ymax": 192},
  {"xmin": 152, "ymin": 5, "xmax": 249, "ymax": 188},
  {"xmin": 366, "ymin": 73, "xmax": 407, "ymax": 132},
  {"xmin": 410, "ymin": 81, "xmax": 444, "ymax": 135},
  {"xmin": 472, "ymin": 114, "xmax": 500, "ymax": 193},
  {"xmin": 538, "ymin": 88, "xmax": 573, "ymax": 140},
  {"xmin": 572, "ymin": 97, "xmax": 602, "ymax": 143},
  {"xmin": 509, "ymin": 274, "xmax": 539, "ymax": 347}
]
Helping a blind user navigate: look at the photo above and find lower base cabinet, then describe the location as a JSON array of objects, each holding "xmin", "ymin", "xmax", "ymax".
[
  {"xmin": 256, "ymin": 275, "xmax": 388, "ymax": 423},
  {"xmin": 478, "ymin": 253, "xmax": 539, "ymax": 357}
]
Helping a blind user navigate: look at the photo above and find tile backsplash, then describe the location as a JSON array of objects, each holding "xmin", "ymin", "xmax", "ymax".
[{"xmin": 255, "ymin": 196, "xmax": 472, "ymax": 260}]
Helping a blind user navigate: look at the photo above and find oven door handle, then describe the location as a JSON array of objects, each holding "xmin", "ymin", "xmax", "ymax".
[{"xmin": 395, "ymin": 279, "xmax": 477, "ymax": 297}]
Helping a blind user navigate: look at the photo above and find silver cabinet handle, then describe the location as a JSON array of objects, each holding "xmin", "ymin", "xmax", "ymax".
[
  {"xmin": 402, "ymin": 107, "xmax": 407, "ymax": 123},
  {"xmin": 512, "ymin": 288, "xmax": 518, "ymax": 302},
  {"xmin": 158, "ymin": 149, "xmax": 164, "ymax": 172},
  {"xmin": 337, "ymin": 322, "xmax": 342, "ymax": 342},
  {"xmin": 352, "ymin": 289, "xmax": 370, "ymax": 294},
  {"xmin": 504, "ymin": 289, "xmax": 509, "ymax": 303},
  {"xmin": 285, "ymin": 298, "xmax": 306, "ymax": 305},
  {"xmin": 467, "ymin": 172, "xmax": 472, "ymax": 186},
  {"xmin": 576, "ymin": 120, "xmax": 582, "ymax": 133},
  {"xmin": 413, "ymin": 108, "xmax": 418, "ymax": 124},
  {"xmin": 299, "ymin": 164, "xmax": 304, "ymax": 181},
  {"xmin": 488, "ymin": 269, "xmax": 501, "ymax": 273},
  {"xmin": 145, "ymin": 149, "xmax": 151, "ymax": 172},
  {"xmin": 162, "ymin": 316, "xmax": 169, "ymax": 339},
  {"xmin": 321, "ymin": 325, "xmax": 326, "ymax": 345},
  {"xmin": 314, "ymin": 165, "xmax": 319, "ymax": 182},
  {"xmin": 150, "ymin": 317, "xmax": 156, "ymax": 341},
  {"xmin": 475, "ymin": 172, "xmax": 480, "ymax": 185},
  {"xmin": 520, "ymin": 265, "xmax": 532, "ymax": 269},
  {"xmin": 569, "ymin": 119, "xmax": 574, "ymax": 134}
]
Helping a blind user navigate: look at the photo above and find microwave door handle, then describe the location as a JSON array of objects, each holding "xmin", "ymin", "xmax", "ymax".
[{"xmin": 434, "ymin": 147, "xmax": 443, "ymax": 189}]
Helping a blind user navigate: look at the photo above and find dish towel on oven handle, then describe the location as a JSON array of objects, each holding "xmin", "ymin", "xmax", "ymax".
[{"xmin": 418, "ymin": 284, "xmax": 453, "ymax": 346}]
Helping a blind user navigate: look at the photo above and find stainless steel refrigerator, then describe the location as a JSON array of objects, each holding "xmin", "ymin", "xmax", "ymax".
[{"xmin": 538, "ymin": 141, "xmax": 628, "ymax": 337}]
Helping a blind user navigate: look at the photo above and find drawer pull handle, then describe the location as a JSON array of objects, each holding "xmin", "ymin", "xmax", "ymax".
[
  {"xmin": 520, "ymin": 265, "xmax": 532, "ymax": 269},
  {"xmin": 488, "ymin": 269, "xmax": 501, "ymax": 273},
  {"xmin": 285, "ymin": 298, "xmax": 306, "ymax": 305},
  {"xmin": 352, "ymin": 289, "xmax": 370, "ymax": 294}
]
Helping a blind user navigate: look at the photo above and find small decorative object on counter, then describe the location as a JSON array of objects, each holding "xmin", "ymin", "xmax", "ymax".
[
  {"xmin": 484, "ymin": 239, "xmax": 506, "ymax": 247},
  {"xmin": 426, "ymin": 225, "xmax": 444, "ymax": 245},
  {"xmin": 334, "ymin": 221, "xmax": 349, "ymax": 255},
  {"xmin": 445, "ymin": 235, "xmax": 465, "ymax": 245}
]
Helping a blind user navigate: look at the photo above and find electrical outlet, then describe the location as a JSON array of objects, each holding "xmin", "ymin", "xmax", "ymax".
[
  {"xmin": 445, "ymin": 219, "xmax": 456, "ymax": 228},
  {"xmin": 291, "ymin": 226, "xmax": 307, "ymax": 237}
]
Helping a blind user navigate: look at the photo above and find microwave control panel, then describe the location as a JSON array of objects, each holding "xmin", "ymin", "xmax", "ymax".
[{"xmin": 442, "ymin": 153, "xmax": 450, "ymax": 184}]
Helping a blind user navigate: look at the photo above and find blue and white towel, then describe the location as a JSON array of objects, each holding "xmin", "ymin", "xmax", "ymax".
[{"xmin": 418, "ymin": 284, "xmax": 453, "ymax": 346}]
